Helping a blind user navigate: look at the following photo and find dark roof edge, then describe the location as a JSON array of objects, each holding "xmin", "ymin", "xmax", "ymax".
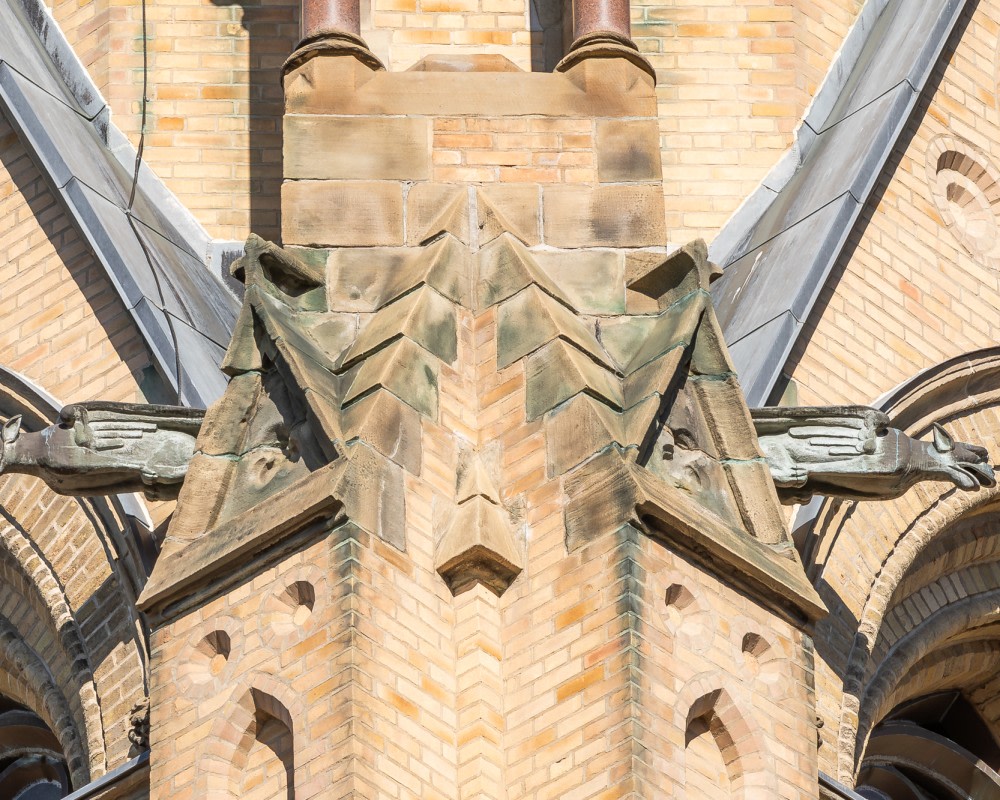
[
  {"xmin": 708, "ymin": 0, "xmax": 893, "ymax": 265},
  {"xmin": 12, "ymin": 0, "xmax": 233, "ymax": 265},
  {"xmin": 819, "ymin": 771, "xmax": 871, "ymax": 800},
  {"xmin": 708, "ymin": 0, "xmax": 970, "ymax": 406}
]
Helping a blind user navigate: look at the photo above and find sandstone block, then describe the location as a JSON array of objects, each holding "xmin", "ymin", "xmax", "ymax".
[
  {"xmin": 543, "ymin": 185, "xmax": 666, "ymax": 248},
  {"xmin": 596, "ymin": 119, "xmax": 662, "ymax": 182},
  {"xmin": 407, "ymin": 183, "xmax": 469, "ymax": 244},
  {"xmin": 525, "ymin": 339, "xmax": 623, "ymax": 421},
  {"xmin": 476, "ymin": 184, "xmax": 540, "ymax": 246},
  {"xmin": 282, "ymin": 181, "xmax": 404, "ymax": 247},
  {"xmin": 284, "ymin": 116, "xmax": 431, "ymax": 181}
]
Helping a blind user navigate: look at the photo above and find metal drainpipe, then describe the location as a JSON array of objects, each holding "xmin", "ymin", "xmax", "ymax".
[
  {"xmin": 569, "ymin": 0, "xmax": 632, "ymax": 44},
  {"xmin": 300, "ymin": 0, "xmax": 361, "ymax": 42}
]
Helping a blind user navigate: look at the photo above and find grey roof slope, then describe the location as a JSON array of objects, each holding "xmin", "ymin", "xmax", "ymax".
[
  {"xmin": 0, "ymin": 0, "xmax": 241, "ymax": 407},
  {"xmin": 710, "ymin": 0, "xmax": 969, "ymax": 407}
]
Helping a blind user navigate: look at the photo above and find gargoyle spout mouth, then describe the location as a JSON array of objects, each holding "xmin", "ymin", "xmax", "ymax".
[{"xmin": 965, "ymin": 461, "xmax": 997, "ymax": 487}]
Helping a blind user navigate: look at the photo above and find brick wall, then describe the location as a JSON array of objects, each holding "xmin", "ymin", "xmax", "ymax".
[
  {"xmin": 634, "ymin": 0, "xmax": 863, "ymax": 243},
  {"xmin": 0, "ymin": 119, "xmax": 150, "ymax": 403},
  {"xmin": 45, "ymin": 0, "xmax": 863, "ymax": 246},
  {"xmin": 786, "ymin": 1, "xmax": 997, "ymax": 406}
]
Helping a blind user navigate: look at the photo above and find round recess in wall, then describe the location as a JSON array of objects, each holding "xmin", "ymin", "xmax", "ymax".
[
  {"xmin": 928, "ymin": 137, "xmax": 1000, "ymax": 263},
  {"xmin": 267, "ymin": 580, "xmax": 317, "ymax": 636}
]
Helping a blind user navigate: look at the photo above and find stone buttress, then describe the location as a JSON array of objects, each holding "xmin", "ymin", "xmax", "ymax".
[{"xmin": 137, "ymin": 30, "xmax": 827, "ymax": 799}]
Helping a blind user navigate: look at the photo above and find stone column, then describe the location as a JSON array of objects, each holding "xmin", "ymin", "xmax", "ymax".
[
  {"xmin": 569, "ymin": 0, "xmax": 631, "ymax": 44},
  {"xmin": 300, "ymin": 0, "xmax": 361, "ymax": 41}
]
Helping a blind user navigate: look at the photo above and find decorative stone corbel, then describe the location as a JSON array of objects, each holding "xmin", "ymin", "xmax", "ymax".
[{"xmin": 435, "ymin": 454, "xmax": 522, "ymax": 596}]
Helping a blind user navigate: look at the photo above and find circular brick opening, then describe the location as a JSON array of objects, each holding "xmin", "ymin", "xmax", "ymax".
[
  {"xmin": 929, "ymin": 144, "xmax": 1000, "ymax": 262},
  {"xmin": 192, "ymin": 630, "xmax": 232, "ymax": 682},
  {"xmin": 270, "ymin": 580, "xmax": 317, "ymax": 635}
]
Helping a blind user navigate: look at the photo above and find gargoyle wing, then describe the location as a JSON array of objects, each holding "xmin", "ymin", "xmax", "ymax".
[{"xmin": 751, "ymin": 405, "xmax": 890, "ymax": 459}]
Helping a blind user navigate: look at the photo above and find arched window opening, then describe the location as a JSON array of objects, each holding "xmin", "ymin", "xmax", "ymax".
[
  {"xmin": 856, "ymin": 692, "xmax": 1000, "ymax": 799},
  {"xmin": 0, "ymin": 695, "xmax": 71, "ymax": 799},
  {"xmin": 684, "ymin": 690, "xmax": 742, "ymax": 797},
  {"xmin": 236, "ymin": 693, "xmax": 295, "ymax": 800}
]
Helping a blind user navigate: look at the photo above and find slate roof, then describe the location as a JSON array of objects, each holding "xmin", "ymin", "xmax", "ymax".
[
  {"xmin": 0, "ymin": 0, "xmax": 241, "ymax": 407},
  {"xmin": 710, "ymin": 0, "xmax": 968, "ymax": 406}
]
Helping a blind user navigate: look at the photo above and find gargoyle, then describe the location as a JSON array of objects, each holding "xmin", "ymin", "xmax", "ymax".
[
  {"xmin": 0, "ymin": 402, "xmax": 204, "ymax": 500},
  {"xmin": 752, "ymin": 406, "xmax": 995, "ymax": 504}
]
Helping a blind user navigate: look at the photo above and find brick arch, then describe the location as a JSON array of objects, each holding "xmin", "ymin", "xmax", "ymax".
[
  {"xmin": 879, "ymin": 640, "xmax": 1000, "ymax": 722},
  {"xmin": 197, "ymin": 677, "xmax": 304, "ymax": 799},
  {"xmin": 873, "ymin": 559, "xmax": 1000, "ymax": 670},
  {"xmin": 0, "ymin": 366, "xmax": 154, "ymax": 775},
  {"xmin": 800, "ymin": 351, "xmax": 1000, "ymax": 782},
  {"xmin": 0, "ymin": 614, "xmax": 88, "ymax": 789},
  {"xmin": 890, "ymin": 513, "xmax": 1000, "ymax": 604},
  {"xmin": 854, "ymin": 590, "xmax": 1000, "ymax": 774},
  {"xmin": 0, "ymin": 505, "xmax": 107, "ymax": 777},
  {"xmin": 675, "ymin": 673, "xmax": 777, "ymax": 798}
]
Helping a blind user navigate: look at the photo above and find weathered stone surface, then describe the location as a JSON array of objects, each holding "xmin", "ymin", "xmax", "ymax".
[
  {"xmin": 284, "ymin": 116, "xmax": 431, "ymax": 181},
  {"xmin": 455, "ymin": 454, "xmax": 501, "ymax": 505},
  {"xmin": 545, "ymin": 395, "xmax": 624, "ymax": 477},
  {"xmin": 477, "ymin": 235, "xmax": 567, "ymax": 311},
  {"xmin": 559, "ymin": 52, "xmax": 656, "ymax": 103},
  {"xmin": 0, "ymin": 403, "xmax": 203, "ymax": 500},
  {"xmin": 532, "ymin": 249, "xmax": 625, "ymax": 314},
  {"xmin": 435, "ymin": 451, "xmax": 521, "ymax": 595},
  {"xmin": 435, "ymin": 498, "xmax": 522, "ymax": 596},
  {"xmin": 407, "ymin": 54, "xmax": 522, "ymax": 72},
  {"xmin": 140, "ymin": 461, "xmax": 343, "ymax": 612},
  {"xmin": 341, "ymin": 337, "xmax": 440, "ymax": 419},
  {"xmin": 283, "ymin": 52, "xmax": 380, "ymax": 109},
  {"xmin": 543, "ymin": 185, "xmax": 666, "ymax": 248},
  {"xmin": 620, "ymin": 293, "xmax": 705, "ymax": 375},
  {"xmin": 598, "ymin": 316, "xmax": 660, "ymax": 371},
  {"xmin": 282, "ymin": 181, "xmax": 404, "ymax": 246},
  {"xmin": 691, "ymin": 375, "xmax": 767, "ymax": 462},
  {"xmin": 341, "ymin": 391, "xmax": 422, "ymax": 474},
  {"xmin": 596, "ymin": 118, "xmax": 661, "ymax": 182},
  {"xmin": 327, "ymin": 236, "xmax": 471, "ymax": 311},
  {"xmin": 407, "ymin": 184, "xmax": 469, "ymax": 245},
  {"xmin": 645, "ymin": 390, "xmax": 743, "ymax": 524},
  {"xmin": 525, "ymin": 339, "xmax": 622, "ymax": 421},
  {"xmin": 476, "ymin": 185, "xmax": 540, "ymax": 247},
  {"xmin": 285, "ymin": 62, "xmax": 654, "ymax": 118},
  {"xmin": 196, "ymin": 371, "xmax": 261, "ymax": 456},
  {"xmin": 496, "ymin": 285, "xmax": 609, "ymax": 370},
  {"xmin": 720, "ymin": 458, "xmax": 790, "ymax": 547},
  {"xmin": 753, "ymin": 406, "xmax": 996, "ymax": 503},
  {"xmin": 562, "ymin": 448, "xmax": 826, "ymax": 623},
  {"xmin": 625, "ymin": 241, "xmax": 717, "ymax": 314},
  {"xmin": 343, "ymin": 285, "xmax": 458, "ymax": 367}
]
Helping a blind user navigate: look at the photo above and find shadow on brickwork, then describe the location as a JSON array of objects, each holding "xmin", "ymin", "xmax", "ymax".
[
  {"xmin": 529, "ymin": 0, "xmax": 570, "ymax": 71},
  {"xmin": 211, "ymin": 0, "xmax": 300, "ymax": 243},
  {"xmin": 773, "ymin": 0, "xmax": 978, "ymax": 407},
  {"xmin": 785, "ymin": 0, "xmax": 979, "ymax": 692},
  {"xmin": 0, "ymin": 123, "xmax": 153, "ymax": 388}
]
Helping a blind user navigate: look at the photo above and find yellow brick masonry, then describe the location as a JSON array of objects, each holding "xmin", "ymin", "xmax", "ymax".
[
  {"xmin": 149, "ymin": 289, "xmax": 819, "ymax": 798},
  {"xmin": 786, "ymin": 0, "xmax": 1000, "ymax": 406},
  {"xmin": 633, "ymin": 0, "xmax": 864, "ymax": 243},
  {"xmin": 0, "ymin": 115, "xmax": 153, "ymax": 779},
  {"xmin": 0, "ymin": 118, "xmax": 150, "ymax": 403},
  {"xmin": 47, "ymin": 0, "xmax": 862, "ymax": 244}
]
